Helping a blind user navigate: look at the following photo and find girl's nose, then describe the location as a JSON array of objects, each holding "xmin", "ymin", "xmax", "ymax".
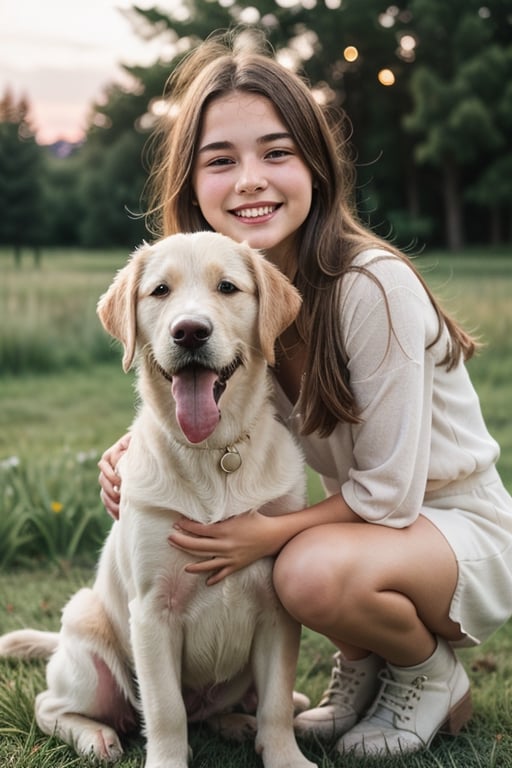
[{"xmin": 235, "ymin": 160, "xmax": 268, "ymax": 194}]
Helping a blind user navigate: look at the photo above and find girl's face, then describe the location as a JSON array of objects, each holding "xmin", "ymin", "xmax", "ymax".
[{"xmin": 192, "ymin": 91, "xmax": 313, "ymax": 268}]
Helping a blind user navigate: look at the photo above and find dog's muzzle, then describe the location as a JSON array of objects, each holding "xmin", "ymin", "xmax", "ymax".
[{"xmin": 151, "ymin": 354, "xmax": 243, "ymax": 444}]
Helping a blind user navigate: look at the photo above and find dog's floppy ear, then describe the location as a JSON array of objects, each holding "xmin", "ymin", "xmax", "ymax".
[
  {"xmin": 241, "ymin": 244, "xmax": 302, "ymax": 366},
  {"xmin": 97, "ymin": 243, "xmax": 150, "ymax": 372}
]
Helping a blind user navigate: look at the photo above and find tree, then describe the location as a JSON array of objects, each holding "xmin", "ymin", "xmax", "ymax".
[
  {"xmin": 464, "ymin": 44, "xmax": 512, "ymax": 244},
  {"xmin": 404, "ymin": 0, "xmax": 512, "ymax": 249},
  {"xmin": 79, "ymin": 131, "xmax": 148, "ymax": 247},
  {"xmin": 0, "ymin": 91, "xmax": 45, "ymax": 263},
  {"xmin": 42, "ymin": 150, "xmax": 83, "ymax": 246},
  {"xmin": 74, "ymin": 78, "xmax": 153, "ymax": 248}
]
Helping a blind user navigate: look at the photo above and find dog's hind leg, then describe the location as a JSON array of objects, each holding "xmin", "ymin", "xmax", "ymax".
[
  {"xmin": 34, "ymin": 643, "xmax": 128, "ymax": 761},
  {"xmin": 36, "ymin": 690, "xmax": 124, "ymax": 762},
  {"xmin": 35, "ymin": 588, "xmax": 137, "ymax": 762}
]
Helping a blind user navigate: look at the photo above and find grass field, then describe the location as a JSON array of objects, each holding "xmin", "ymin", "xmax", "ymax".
[{"xmin": 0, "ymin": 245, "xmax": 511, "ymax": 767}]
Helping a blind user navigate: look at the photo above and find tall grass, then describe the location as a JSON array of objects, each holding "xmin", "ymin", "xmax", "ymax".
[{"xmin": 0, "ymin": 248, "xmax": 127, "ymax": 375}]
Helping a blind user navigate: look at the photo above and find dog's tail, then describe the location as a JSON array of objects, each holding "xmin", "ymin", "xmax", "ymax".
[{"xmin": 0, "ymin": 629, "xmax": 59, "ymax": 659}]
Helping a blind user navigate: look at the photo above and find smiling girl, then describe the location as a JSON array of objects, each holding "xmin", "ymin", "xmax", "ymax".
[{"xmin": 99, "ymin": 31, "xmax": 512, "ymax": 758}]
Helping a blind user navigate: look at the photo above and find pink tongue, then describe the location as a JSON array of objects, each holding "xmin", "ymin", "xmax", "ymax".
[{"xmin": 171, "ymin": 368, "xmax": 221, "ymax": 443}]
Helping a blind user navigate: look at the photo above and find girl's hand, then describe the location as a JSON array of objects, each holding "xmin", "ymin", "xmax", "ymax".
[
  {"xmin": 98, "ymin": 433, "xmax": 131, "ymax": 520},
  {"xmin": 168, "ymin": 510, "xmax": 287, "ymax": 586}
]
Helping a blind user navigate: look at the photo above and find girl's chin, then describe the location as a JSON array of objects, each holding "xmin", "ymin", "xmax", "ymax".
[
  {"xmin": 215, "ymin": 222, "xmax": 287, "ymax": 255},
  {"xmin": 232, "ymin": 231, "xmax": 281, "ymax": 251}
]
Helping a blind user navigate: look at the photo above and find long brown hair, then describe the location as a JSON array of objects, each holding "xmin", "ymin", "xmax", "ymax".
[{"xmin": 147, "ymin": 30, "xmax": 478, "ymax": 437}]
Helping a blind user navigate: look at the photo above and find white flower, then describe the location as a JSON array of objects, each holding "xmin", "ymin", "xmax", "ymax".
[{"xmin": 0, "ymin": 456, "xmax": 20, "ymax": 470}]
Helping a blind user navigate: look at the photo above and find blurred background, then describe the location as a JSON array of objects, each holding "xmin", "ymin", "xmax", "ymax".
[{"xmin": 1, "ymin": 0, "xmax": 512, "ymax": 256}]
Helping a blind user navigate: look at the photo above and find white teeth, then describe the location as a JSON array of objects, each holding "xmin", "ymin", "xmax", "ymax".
[{"xmin": 235, "ymin": 206, "xmax": 275, "ymax": 218}]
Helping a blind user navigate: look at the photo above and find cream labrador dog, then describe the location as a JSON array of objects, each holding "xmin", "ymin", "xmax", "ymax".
[{"xmin": 0, "ymin": 232, "xmax": 316, "ymax": 768}]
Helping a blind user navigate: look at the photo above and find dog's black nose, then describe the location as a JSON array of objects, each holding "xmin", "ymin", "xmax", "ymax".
[{"xmin": 171, "ymin": 316, "xmax": 213, "ymax": 349}]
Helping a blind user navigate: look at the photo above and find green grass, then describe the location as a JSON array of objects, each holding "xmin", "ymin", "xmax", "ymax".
[
  {"xmin": 0, "ymin": 364, "xmax": 134, "ymax": 462},
  {"xmin": 0, "ymin": 248, "xmax": 127, "ymax": 375}
]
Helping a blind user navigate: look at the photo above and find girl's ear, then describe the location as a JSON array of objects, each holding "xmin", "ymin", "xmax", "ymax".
[
  {"xmin": 240, "ymin": 243, "xmax": 302, "ymax": 365},
  {"xmin": 97, "ymin": 243, "xmax": 151, "ymax": 372}
]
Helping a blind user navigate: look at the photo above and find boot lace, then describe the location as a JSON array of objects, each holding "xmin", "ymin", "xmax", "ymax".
[
  {"xmin": 318, "ymin": 652, "xmax": 368, "ymax": 708},
  {"xmin": 372, "ymin": 670, "xmax": 428, "ymax": 726}
]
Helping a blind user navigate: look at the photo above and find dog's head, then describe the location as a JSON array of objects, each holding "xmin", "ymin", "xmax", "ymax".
[{"xmin": 97, "ymin": 232, "xmax": 302, "ymax": 443}]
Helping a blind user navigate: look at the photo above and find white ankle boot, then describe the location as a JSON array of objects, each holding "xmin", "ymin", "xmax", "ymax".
[
  {"xmin": 294, "ymin": 652, "xmax": 384, "ymax": 739},
  {"xmin": 337, "ymin": 639, "xmax": 472, "ymax": 756}
]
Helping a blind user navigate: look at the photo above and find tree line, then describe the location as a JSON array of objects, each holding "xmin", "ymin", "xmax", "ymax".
[{"xmin": 1, "ymin": 0, "xmax": 511, "ymax": 257}]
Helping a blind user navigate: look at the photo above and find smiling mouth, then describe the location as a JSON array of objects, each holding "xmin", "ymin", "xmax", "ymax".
[{"xmin": 232, "ymin": 204, "xmax": 280, "ymax": 219}]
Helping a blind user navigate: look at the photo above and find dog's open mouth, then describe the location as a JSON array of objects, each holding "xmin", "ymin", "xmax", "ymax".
[{"xmin": 169, "ymin": 358, "xmax": 242, "ymax": 444}]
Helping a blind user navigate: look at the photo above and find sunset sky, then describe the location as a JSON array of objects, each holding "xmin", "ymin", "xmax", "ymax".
[{"xmin": 0, "ymin": 0, "xmax": 180, "ymax": 144}]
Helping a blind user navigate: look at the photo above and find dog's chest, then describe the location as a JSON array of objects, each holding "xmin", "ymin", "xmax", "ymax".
[
  {"xmin": 156, "ymin": 566, "xmax": 198, "ymax": 614},
  {"xmin": 154, "ymin": 553, "xmax": 276, "ymax": 620},
  {"xmin": 155, "ymin": 556, "xmax": 278, "ymax": 687}
]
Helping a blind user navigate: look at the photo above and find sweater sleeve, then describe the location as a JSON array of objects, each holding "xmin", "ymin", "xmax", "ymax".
[{"xmin": 339, "ymin": 257, "xmax": 440, "ymax": 527}]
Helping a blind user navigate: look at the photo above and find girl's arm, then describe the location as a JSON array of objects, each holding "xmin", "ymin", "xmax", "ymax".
[
  {"xmin": 168, "ymin": 493, "xmax": 361, "ymax": 586},
  {"xmin": 97, "ymin": 433, "xmax": 131, "ymax": 519}
]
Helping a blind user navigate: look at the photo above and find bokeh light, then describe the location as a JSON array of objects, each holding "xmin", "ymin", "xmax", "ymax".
[
  {"xmin": 378, "ymin": 68, "xmax": 395, "ymax": 86},
  {"xmin": 343, "ymin": 45, "xmax": 359, "ymax": 62},
  {"xmin": 400, "ymin": 34, "xmax": 416, "ymax": 52}
]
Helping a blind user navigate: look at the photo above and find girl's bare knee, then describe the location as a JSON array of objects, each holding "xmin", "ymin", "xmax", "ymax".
[{"xmin": 273, "ymin": 530, "xmax": 356, "ymax": 625}]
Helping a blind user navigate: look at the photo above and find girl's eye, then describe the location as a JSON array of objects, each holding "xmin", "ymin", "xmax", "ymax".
[
  {"xmin": 218, "ymin": 280, "xmax": 238, "ymax": 294},
  {"xmin": 150, "ymin": 284, "xmax": 170, "ymax": 297},
  {"xmin": 207, "ymin": 157, "xmax": 234, "ymax": 167},
  {"xmin": 266, "ymin": 148, "xmax": 293, "ymax": 160}
]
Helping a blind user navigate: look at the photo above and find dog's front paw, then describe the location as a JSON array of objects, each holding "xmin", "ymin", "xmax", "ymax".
[
  {"xmin": 261, "ymin": 752, "xmax": 318, "ymax": 768},
  {"xmin": 255, "ymin": 735, "xmax": 318, "ymax": 768},
  {"xmin": 76, "ymin": 725, "xmax": 124, "ymax": 763}
]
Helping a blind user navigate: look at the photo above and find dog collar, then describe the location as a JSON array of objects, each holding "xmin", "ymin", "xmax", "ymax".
[{"xmin": 173, "ymin": 433, "xmax": 250, "ymax": 474}]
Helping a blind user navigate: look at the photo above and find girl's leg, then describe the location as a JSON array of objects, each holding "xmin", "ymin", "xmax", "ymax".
[
  {"xmin": 274, "ymin": 514, "xmax": 463, "ymax": 661},
  {"xmin": 274, "ymin": 515, "xmax": 472, "ymax": 753}
]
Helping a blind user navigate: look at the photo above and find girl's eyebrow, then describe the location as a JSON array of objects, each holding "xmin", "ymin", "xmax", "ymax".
[
  {"xmin": 197, "ymin": 140, "xmax": 233, "ymax": 155},
  {"xmin": 258, "ymin": 132, "xmax": 293, "ymax": 144},
  {"xmin": 197, "ymin": 132, "xmax": 293, "ymax": 154}
]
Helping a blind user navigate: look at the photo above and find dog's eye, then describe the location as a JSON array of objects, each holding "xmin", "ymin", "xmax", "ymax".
[
  {"xmin": 218, "ymin": 280, "xmax": 238, "ymax": 294},
  {"xmin": 150, "ymin": 284, "xmax": 170, "ymax": 297}
]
